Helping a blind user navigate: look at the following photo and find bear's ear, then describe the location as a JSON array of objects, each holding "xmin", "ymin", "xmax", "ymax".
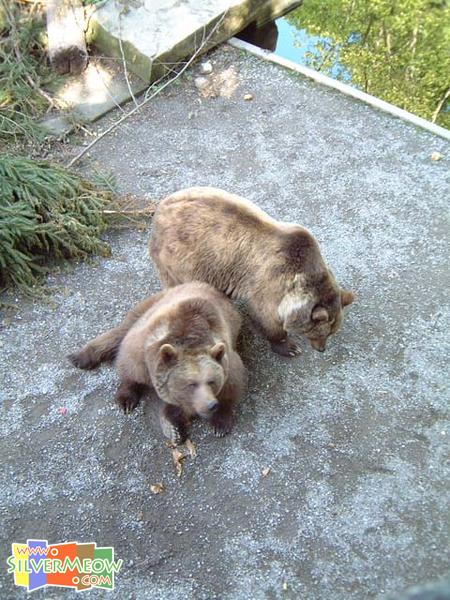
[
  {"xmin": 340, "ymin": 289, "xmax": 356, "ymax": 307},
  {"xmin": 210, "ymin": 342, "xmax": 226, "ymax": 363},
  {"xmin": 158, "ymin": 343, "xmax": 178, "ymax": 366}
]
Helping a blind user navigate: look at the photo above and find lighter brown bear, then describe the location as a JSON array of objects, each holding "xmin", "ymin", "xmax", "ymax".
[
  {"xmin": 150, "ymin": 187, "xmax": 355, "ymax": 357},
  {"xmin": 68, "ymin": 282, "xmax": 247, "ymax": 443}
]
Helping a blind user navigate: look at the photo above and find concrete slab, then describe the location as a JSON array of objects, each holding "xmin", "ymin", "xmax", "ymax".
[
  {"xmin": 42, "ymin": 57, "xmax": 148, "ymax": 136},
  {"xmin": 42, "ymin": 0, "xmax": 300, "ymax": 135},
  {"xmin": 1, "ymin": 45, "xmax": 449, "ymax": 599},
  {"xmin": 87, "ymin": 0, "xmax": 301, "ymax": 81}
]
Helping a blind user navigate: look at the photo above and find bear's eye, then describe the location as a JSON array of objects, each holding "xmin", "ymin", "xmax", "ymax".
[
  {"xmin": 207, "ymin": 380, "xmax": 215, "ymax": 387},
  {"xmin": 186, "ymin": 382, "xmax": 197, "ymax": 390}
]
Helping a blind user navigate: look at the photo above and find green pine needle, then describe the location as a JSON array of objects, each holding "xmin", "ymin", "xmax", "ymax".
[{"xmin": 0, "ymin": 156, "xmax": 113, "ymax": 294}]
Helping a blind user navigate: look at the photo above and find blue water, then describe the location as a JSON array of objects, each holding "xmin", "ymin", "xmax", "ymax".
[{"xmin": 275, "ymin": 18, "xmax": 351, "ymax": 83}]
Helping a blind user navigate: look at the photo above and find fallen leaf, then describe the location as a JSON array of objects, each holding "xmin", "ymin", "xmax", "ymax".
[
  {"xmin": 262, "ymin": 467, "xmax": 271, "ymax": 478},
  {"xmin": 172, "ymin": 448, "xmax": 185, "ymax": 478},
  {"xmin": 431, "ymin": 152, "xmax": 443, "ymax": 161},
  {"xmin": 150, "ymin": 483, "xmax": 164, "ymax": 494},
  {"xmin": 244, "ymin": 93, "xmax": 253, "ymax": 101},
  {"xmin": 282, "ymin": 582, "xmax": 288, "ymax": 591}
]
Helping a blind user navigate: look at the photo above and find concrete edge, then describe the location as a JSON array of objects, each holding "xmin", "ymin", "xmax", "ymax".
[{"xmin": 228, "ymin": 37, "xmax": 450, "ymax": 142}]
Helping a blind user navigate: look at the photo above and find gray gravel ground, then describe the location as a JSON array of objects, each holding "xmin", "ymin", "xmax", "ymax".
[{"xmin": 1, "ymin": 45, "xmax": 449, "ymax": 599}]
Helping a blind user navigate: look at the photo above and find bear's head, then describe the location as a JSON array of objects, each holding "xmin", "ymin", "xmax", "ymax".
[
  {"xmin": 152, "ymin": 342, "xmax": 228, "ymax": 418},
  {"xmin": 279, "ymin": 271, "xmax": 355, "ymax": 352}
]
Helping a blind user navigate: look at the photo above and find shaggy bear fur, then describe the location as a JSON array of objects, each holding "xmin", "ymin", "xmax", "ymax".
[
  {"xmin": 69, "ymin": 282, "xmax": 247, "ymax": 442},
  {"xmin": 150, "ymin": 187, "xmax": 355, "ymax": 357}
]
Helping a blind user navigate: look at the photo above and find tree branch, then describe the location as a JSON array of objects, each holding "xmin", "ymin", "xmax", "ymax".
[{"xmin": 431, "ymin": 87, "xmax": 450, "ymax": 123}]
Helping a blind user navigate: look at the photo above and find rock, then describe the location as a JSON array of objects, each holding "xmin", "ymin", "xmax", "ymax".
[{"xmin": 200, "ymin": 61, "xmax": 213, "ymax": 75}]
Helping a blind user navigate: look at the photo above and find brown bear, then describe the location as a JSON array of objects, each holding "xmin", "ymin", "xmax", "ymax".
[
  {"xmin": 150, "ymin": 187, "xmax": 355, "ymax": 357},
  {"xmin": 68, "ymin": 282, "xmax": 247, "ymax": 443}
]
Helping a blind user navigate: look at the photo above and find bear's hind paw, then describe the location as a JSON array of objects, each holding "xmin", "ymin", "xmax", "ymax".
[{"xmin": 68, "ymin": 349, "xmax": 100, "ymax": 370}]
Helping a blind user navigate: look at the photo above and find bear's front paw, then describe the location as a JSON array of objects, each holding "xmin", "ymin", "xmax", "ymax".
[
  {"xmin": 210, "ymin": 411, "xmax": 234, "ymax": 437},
  {"xmin": 168, "ymin": 425, "xmax": 186, "ymax": 445},
  {"xmin": 270, "ymin": 338, "xmax": 301, "ymax": 358},
  {"xmin": 159, "ymin": 412, "xmax": 188, "ymax": 444},
  {"xmin": 116, "ymin": 391, "xmax": 139, "ymax": 415}
]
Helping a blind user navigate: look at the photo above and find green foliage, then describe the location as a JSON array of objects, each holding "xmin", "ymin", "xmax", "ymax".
[
  {"xmin": 287, "ymin": 0, "xmax": 450, "ymax": 128},
  {"xmin": 0, "ymin": 157, "xmax": 113, "ymax": 293},
  {"xmin": 0, "ymin": 0, "xmax": 56, "ymax": 144}
]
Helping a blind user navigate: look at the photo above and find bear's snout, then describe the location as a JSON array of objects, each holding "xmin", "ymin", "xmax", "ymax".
[
  {"xmin": 310, "ymin": 338, "xmax": 327, "ymax": 352},
  {"xmin": 206, "ymin": 398, "xmax": 219, "ymax": 413},
  {"xmin": 194, "ymin": 389, "xmax": 219, "ymax": 418}
]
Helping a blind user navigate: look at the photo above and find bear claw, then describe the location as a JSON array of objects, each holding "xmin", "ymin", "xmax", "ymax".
[
  {"xmin": 169, "ymin": 425, "xmax": 183, "ymax": 444},
  {"xmin": 271, "ymin": 339, "xmax": 301, "ymax": 358},
  {"xmin": 211, "ymin": 413, "xmax": 234, "ymax": 437},
  {"xmin": 116, "ymin": 394, "xmax": 139, "ymax": 414}
]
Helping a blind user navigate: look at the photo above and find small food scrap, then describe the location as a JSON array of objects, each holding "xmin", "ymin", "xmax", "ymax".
[
  {"xmin": 262, "ymin": 467, "xmax": 271, "ymax": 478},
  {"xmin": 57, "ymin": 407, "xmax": 67, "ymax": 415},
  {"xmin": 150, "ymin": 483, "xmax": 164, "ymax": 495},
  {"xmin": 185, "ymin": 439, "xmax": 197, "ymax": 459},
  {"xmin": 430, "ymin": 151, "xmax": 443, "ymax": 161},
  {"xmin": 243, "ymin": 93, "xmax": 253, "ymax": 101},
  {"xmin": 282, "ymin": 581, "xmax": 288, "ymax": 591}
]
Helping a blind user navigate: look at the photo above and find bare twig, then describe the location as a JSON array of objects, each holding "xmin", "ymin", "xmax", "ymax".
[
  {"xmin": 409, "ymin": 21, "xmax": 419, "ymax": 57},
  {"xmin": 102, "ymin": 206, "xmax": 155, "ymax": 216},
  {"xmin": 431, "ymin": 87, "xmax": 450, "ymax": 124},
  {"xmin": 67, "ymin": 12, "xmax": 226, "ymax": 168},
  {"xmin": 118, "ymin": 12, "xmax": 138, "ymax": 107}
]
